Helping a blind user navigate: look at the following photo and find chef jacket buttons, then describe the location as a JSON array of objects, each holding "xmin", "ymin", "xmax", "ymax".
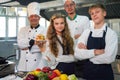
[
  {"xmin": 36, "ymin": 30, "xmax": 37, "ymax": 32},
  {"xmin": 29, "ymin": 30, "xmax": 31, "ymax": 32},
  {"xmin": 28, "ymin": 38, "xmax": 30, "ymax": 40},
  {"xmin": 34, "ymin": 59, "xmax": 36, "ymax": 61},
  {"xmin": 26, "ymin": 52, "xmax": 28, "ymax": 54},
  {"xmin": 26, "ymin": 60, "xmax": 28, "ymax": 62}
]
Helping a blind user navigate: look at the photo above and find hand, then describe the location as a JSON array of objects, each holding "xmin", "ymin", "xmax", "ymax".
[
  {"xmin": 29, "ymin": 39, "xmax": 35, "ymax": 45},
  {"xmin": 94, "ymin": 49, "xmax": 105, "ymax": 56},
  {"xmin": 35, "ymin": 40, "xmax": 46, "ymax": 52},
  {"xmin": 28, "ymin": 39, "xmax": 35, "ymax": 50},
  {"xmin": 78, "ymin": 42, "xmax": 87, "ymax": 49},
  {"xmin": 35, "ymin": 40, "xmax": 46, "ymax": 47},
  {"xmin": 74, "ymin": 34, "xmax": 80, "ymax": 39}
]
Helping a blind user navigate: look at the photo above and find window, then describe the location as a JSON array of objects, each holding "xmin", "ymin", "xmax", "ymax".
[
  {"xmin": 0, "ymin": 17, "xmax": 6, "ymax": 37},
  {"xmin": 0, "ymin": 7, "xmax": 6, "ymax": 15},
  {"xmin": 0, "ymin": 7, "xmax": 27, "ymax": 40},
  {"xmin": 18, "ymin": 17, "xmax": 27, "ymax": 31},
  {"xmin": 0, "ymin": 7, "xmax": 49, "ymax": 41},
  {"xmin": 8, "ymin": 17, "xmax": 16, "ymax": 37},
  {"xmin": 17, "ymin": 7, "xmax": 27, "ymax": 16},
  {"xmin": 109, "ymin": 19, "xmax": 120, "ymax": 42}
]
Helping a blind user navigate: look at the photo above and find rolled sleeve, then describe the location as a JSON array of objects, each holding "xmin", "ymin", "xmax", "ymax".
[
  {"xmin": 90, "ymin": 30, "xmax": 118, "ymax": 64},
  {"xmin": 75, "ymin": 48, "xmax": 95, "ymax": 60}
]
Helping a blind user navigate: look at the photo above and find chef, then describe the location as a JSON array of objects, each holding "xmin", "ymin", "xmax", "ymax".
[
  {"xmin": 63, "ymin": 0, "xmax": 90, "ymax": 77},
  {"xmin": 63, "ymin": 0, "xmax": 90, "ymax": 46},
  {"xmin": 75, "ymin": 4, "xmax": 118, "ymax": 80},
  {"xmin": 17, "ymin": 2, "xmax": 46, "ymax": 71}
]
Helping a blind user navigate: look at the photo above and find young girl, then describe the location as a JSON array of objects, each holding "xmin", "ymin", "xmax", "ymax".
[
  {"xmin": 75, "ymin": 4, "xmax": 118, "ymax": 80},
  {"xmin": 36, "ymin": 13, "xmax": 75, "ymax": 75}
]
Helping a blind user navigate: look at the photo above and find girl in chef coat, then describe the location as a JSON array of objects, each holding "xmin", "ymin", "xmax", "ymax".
[
  {"xmin": 17, "ymin": 2, "xmax": 46, "ymax": 72},
  {"xmin": 75, "ymin": 3, "xmax": 118, "ymax": 80},
  {"xmin": 36, "ymin": 13, "xmax": 75, "ymax": 75}
]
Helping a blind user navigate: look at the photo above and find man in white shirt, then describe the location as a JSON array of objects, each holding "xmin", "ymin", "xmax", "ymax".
[
  {"xmin": 63, "ymin": 0, "xmax": 90, "ymax": 46},
  {"xmin": 75, "ymin": 3, "xmax": 118, "ymax": 80},
  {"xmin": 63, "ymin": 0, "xmax": 90, "ymax": 77}
]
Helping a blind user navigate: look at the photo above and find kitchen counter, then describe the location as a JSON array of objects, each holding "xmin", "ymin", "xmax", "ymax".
[
  {"xmin": 0, "ymin": 61, "xmax": 86, "ymax": 80},
  {"xmin": 0, "ymin": 75, "xmax": 22, "ymax": 80},
  {"xmin": 0, "ymin": 75, "xmax": 85, "ymax": 80}
]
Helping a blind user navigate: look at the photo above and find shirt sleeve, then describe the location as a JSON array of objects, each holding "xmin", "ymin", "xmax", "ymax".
[
  {"xmin": 37, "ymin": 41, "xmax": 57, "ymax": 69},
  {"xmin": 90, "ymin": 30, "xmax": 118, "ymax": 64},
  {"xmin": 74, "ymin": 29, "xmax": 95, "ymax": 60}
]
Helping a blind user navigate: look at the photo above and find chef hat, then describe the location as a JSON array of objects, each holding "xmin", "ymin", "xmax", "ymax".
[
  {"xmin": 27, "ymin": 2, "xmax": 40, "ymax": 17},
  {"xmin": 63, "ymin": 0, "xmax": 75, "ymax": 4}
]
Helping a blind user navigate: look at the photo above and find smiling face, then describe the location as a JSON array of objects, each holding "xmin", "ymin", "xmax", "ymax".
[
  {"xmin": 53, "ymin": 18, "xmax": 65, "ymax": 35},
  {"xmin": 28, "ymin": 14, "xmax": 40, "ymax": 27},
  {"xmin": 64, "ymin": 0, "xmax": 76, "ymax": 15}
]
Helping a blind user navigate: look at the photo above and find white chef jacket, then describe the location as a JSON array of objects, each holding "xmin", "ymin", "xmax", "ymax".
[
  {"xmin": 75, "ymin": 23, "xmax": 118, "ymax": 64},
  {"xmin": 17, "ymin": 25, "xmax": 46, "ymax": 71},
  {"xmin": 66, "ymin": 15, "xmax": 90, "ymax": 46},
  {"xmin": 38, "ymin": 35, "xmax": 75, "ymax": 69}
]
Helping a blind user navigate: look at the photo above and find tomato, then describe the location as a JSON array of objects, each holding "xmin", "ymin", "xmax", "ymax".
[
  {"xmin": 48, "ymin": 71, "xmax": 58, "ymax": 80},
  {"xmin": 53, "ymin": 69, "xmax": 61, "ymax": 76}
]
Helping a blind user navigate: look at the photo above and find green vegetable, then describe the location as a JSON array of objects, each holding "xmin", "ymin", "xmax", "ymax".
[
  {"xmin": 37, "ymin": 72, "xmax": 49, "ymax": 80},
  {"xmin": 68, "ymin": 74, "xmax": 78, "ymax": 80}
]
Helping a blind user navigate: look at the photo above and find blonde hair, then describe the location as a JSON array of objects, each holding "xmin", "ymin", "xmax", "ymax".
[{"xmin": 89, "ymin": 3, "xmax": 106, "ymax": 14}]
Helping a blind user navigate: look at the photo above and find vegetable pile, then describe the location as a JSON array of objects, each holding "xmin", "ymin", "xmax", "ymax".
[{"xmin": 24, "ymin": 67, "xmax": 78, "ymax": 80}]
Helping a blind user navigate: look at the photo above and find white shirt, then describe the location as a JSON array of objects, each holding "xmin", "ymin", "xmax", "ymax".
[
  {"xmin": 66, "ymin": 15, "xmax": 90, "ymax": 45},
  {"xmin": 75, "ymin": 23, "xmax": 118, "ymax": 64},
  {"xmin": 40, "ymin": 35, "xmax": 75, "ymax": 69}
]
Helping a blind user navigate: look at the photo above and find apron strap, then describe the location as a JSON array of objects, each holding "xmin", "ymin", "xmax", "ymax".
[
  {"xmin": 56, "ymin": 36, "xmax": 68, "ymax": 55},
  {"xmin": 103, "ymin": 26, "xmax": 107, "ymax": 38}
]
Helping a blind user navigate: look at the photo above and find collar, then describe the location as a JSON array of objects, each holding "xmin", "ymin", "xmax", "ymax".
[
  {"xmin": 90, "ymin": 23, "xmax": 107, "ymax": 32},
  {"xmin": 99, "ymin": 23, "xmax": 107, "ymax": 32},
  {"xmin": 30, "ymin": 24, "xmax": 40, "ymax": 29},
  {"xmin": 68, "ymin": 14, "xmax": 77, "ymax": 20}
]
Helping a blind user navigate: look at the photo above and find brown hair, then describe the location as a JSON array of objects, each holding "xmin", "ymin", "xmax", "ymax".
[
  {"xmin": 47, "ymin": 13, "xmax": 74, "ymax": 57},
  {"xmin": 89, "ymin": 3, "xmax": 106, "ymax": 14}
]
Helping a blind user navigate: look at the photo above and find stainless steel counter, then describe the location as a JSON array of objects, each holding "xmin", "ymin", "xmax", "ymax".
[{"xmin": 0, "ymin": 75, "xmax": 22, "ymax": 80}]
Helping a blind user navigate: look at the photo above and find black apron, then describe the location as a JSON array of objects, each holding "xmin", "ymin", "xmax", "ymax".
[
  {"xmin": 83, "ymin": 27, "xmax": 114, "ymax": 80},
  {"xmin": 55, "ymin": 36, "xmax": 75, "ymax": 75},
  {"xmin": 56, "ymin": 62, "xmax": 75, "ymax": 75}
]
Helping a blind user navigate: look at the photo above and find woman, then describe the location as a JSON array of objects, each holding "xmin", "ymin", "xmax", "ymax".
[
  {"xmin": 37, "ymin": 13, "xmax": 75, "ymax": 75},
  {"xmin": 75, "ymin": 4, "xmax": 118, "ymax": 80}
]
